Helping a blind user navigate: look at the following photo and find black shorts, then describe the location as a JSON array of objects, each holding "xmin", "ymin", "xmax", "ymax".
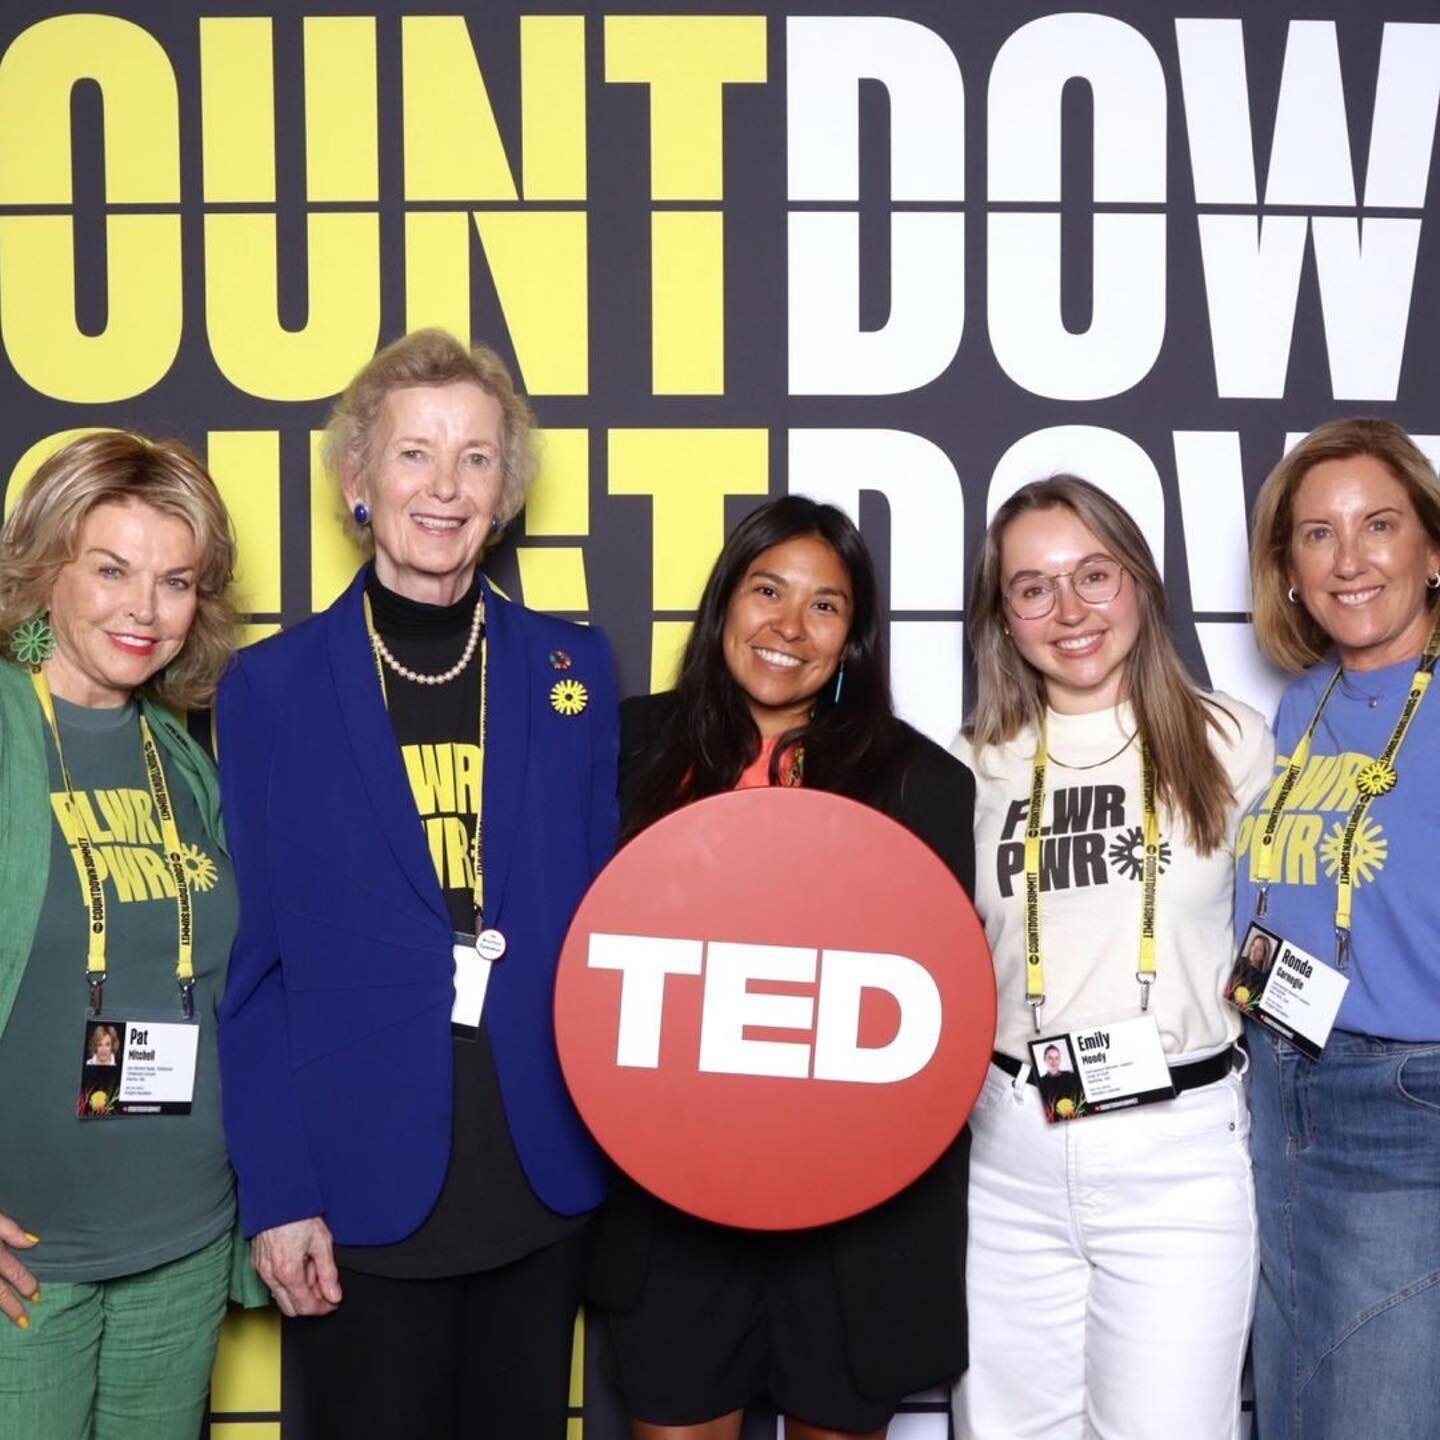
[{"xmin": 599, "ymin": 1189, "xmax": 899, "ymax": 1433}]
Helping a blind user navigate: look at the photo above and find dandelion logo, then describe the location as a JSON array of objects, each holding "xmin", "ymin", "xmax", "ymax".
[
  {"xmin": 550, "ymin": 679, "xmax": 588, "ymax": 716},
  {"xmin": 1320, "ymin": 816, "xmax": 1388, "ymax": 886},
  {"xmin": 1108, "ymin": 826, "xmax": 1172, "ymax": 882},
  {"xmin": 179, "ymin": 843, "xmax": 219, "ymax": 893}
]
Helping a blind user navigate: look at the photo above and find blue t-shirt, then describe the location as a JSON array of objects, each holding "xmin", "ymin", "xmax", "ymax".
[{"xmin": 1235, "ymin": 653, "xmax": 1440, "ymax": 1041}]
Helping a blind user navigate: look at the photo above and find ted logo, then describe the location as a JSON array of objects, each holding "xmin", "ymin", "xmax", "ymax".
[
  {"xmin": 590, "ymin": 935, "xmax": 942, "ymax": 1084},
  {"xmin": 556, "ymin": 789, "xmax": 995, "ymax": 1229}
]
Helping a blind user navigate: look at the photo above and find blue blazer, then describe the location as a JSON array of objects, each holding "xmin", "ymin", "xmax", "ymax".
[{"xmin": 216, "ymin": 569, "xmax": 617, "ymax": 1242}]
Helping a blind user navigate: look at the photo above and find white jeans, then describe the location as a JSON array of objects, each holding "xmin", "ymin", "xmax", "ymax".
[{"xmin": 953, "ymin": 1062, "xmax": 1257, "ymax": 1440}]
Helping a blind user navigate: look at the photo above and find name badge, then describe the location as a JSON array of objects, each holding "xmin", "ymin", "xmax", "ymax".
[
  {"xmin": 1226, "ymin": 922, "xmax": 1348, "ymax": 1060},
  {"xmin": 452, "ymin": 931, "xmax": 493, "ymax": 1037},
  {"xmin": 77, "ymin": 1016, "xmax": 199, "ymax": 1118},
  {"xmin": 1030, "ymin": 1015, "xmax": 1176, "ymax": 1123}
]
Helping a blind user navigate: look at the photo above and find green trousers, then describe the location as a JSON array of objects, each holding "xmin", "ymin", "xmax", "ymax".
[{"xmin": 0, "ymin": 1230, "xmax": 230, "ymax": 1440}]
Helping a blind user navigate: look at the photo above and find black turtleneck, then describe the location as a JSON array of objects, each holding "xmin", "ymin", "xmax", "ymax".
[{"xmin": 334, "ymin": 569, "xmax": 581, "ymax": 1278}]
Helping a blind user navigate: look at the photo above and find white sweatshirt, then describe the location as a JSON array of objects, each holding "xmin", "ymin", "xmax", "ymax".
[{"xmin": 953, "ymin": 695, "xmax": 1273, "ymax": 1062}]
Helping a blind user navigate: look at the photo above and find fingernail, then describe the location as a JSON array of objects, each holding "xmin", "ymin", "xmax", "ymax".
[
  {"xmin": 30, "ymin": 1289, "xmax": 42, "ymax": 1303},
  {"xmin": 16, "ymin": 1316, "xmax": 29, "ymax": 1330},
  {"xmin": 23, "ymin": 1234, "xmax": 39, "ymax": 1244}
]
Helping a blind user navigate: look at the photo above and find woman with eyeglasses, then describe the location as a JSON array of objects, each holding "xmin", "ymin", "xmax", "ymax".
[{"xmin": 950, "ymin": 477, "xmax": 1273, "ymax": 1440}]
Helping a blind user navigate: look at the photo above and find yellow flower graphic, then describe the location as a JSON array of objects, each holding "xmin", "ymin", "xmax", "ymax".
[
  {"xmin": 180, "ymin": 843, "xmax": 219, "ymax": 893},
  {"xmin": 1355, "ymin": 758, "xmax": 1398, "ymax": 798},
  {"xmin": 1320, "ymin": 816, "xmax": 1388, "ymax": 886},
  {"xmin": 550, "ymin": 679, "xmax": 588, "ymax": 716}
]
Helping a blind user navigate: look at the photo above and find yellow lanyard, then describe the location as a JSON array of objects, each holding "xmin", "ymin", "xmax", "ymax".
[
  {"xmin": 31, "ymin": 671, "xmax": 196, "ymax": 1018},
  {"xmin": 1253, "ymin": 617, "xmax": 1440, "ymax": 967},
  {"xmin": 1023, "ymin": 715, "xmax": 1161, "ymax": 1031},
  {"xmin": 362, "ymin": 594, "xmax": 489, "ymax": 930}
]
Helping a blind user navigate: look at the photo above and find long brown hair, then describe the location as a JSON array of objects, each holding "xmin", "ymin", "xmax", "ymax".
[
  {"xmin": 1250, "ymin": 418, "xmax": 1440, "ymax": 673},
  {"xmin": 967, "ymin": 475, "xmax": 1238, "ymax": 855}
]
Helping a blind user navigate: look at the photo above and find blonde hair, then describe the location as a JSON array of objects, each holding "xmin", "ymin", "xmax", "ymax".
[
  {"xmin": 323, "ymin": 328, "xmax": 538, "ymax": 548},
  {"xmin": 967, "ymin": 475, "xmax": 1238, "ymax": 855},
  {"xmin": 1250, "ymin": 419, "xmax": 1440, "ymax": 673},
  {"xmin": 0, "ymin": 432, "xmax": 237, "ymax": 709}
]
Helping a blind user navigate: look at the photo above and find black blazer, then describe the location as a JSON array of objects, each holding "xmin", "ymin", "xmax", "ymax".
[{"xmin": 591, "ymin": 691, "xmax": 978, "ymax": 1400}]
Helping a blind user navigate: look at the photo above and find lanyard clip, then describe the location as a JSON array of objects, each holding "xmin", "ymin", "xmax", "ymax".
[
  {"xmin": 179, "ymin": 978, "xmax": 195, "ymax": 1021},
  {"xmin": 1137, "ymin": 973, "xmax": 1154, "ymax": 1012},
  {"xmin": 1334, "ymin": 927, "xmax": 1351, "ymax": 971},
  {"xmin": 1028, "ymin": 996, "xmax": 1045, "ymax": 1033},
  {"xmin": 1255, "ymin": 883, "xmax": 1270, "ymax": 918},
  {"xmin": 88, "ymin": 974, "xmax": 106, "ymax": 1016}
]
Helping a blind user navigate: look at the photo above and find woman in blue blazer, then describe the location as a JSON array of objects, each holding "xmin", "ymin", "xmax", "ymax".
[{"xmin": 217, "ymin": 329, "xmax": 618, "ymax": 1440}]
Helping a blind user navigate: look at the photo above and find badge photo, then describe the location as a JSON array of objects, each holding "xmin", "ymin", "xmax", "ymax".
[
  {"xmin": 1226, "ymin": 922, "xmax": 1348, "ymax": 1060},
  {"xmin": 77, "ymin": 1016, "xmax": 199, "ymax": 1118},
  {"xmin": 1032, "ymin": 1015, "xmax": 1177, "ymax": 1123}
]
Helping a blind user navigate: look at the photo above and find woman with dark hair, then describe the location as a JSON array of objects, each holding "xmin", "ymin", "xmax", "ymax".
[{"xmin": 590, "ymin": 495, "xmax": 977, "ymax": 1440}]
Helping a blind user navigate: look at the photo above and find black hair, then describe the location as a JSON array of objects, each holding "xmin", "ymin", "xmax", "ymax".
[{"xmin": 624, "ymin": 494, "xmax": 905, "ymax": 840}]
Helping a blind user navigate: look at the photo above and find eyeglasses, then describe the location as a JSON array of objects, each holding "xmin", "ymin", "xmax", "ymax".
[{"xmin": 1003, "ymin": 557, "xmax": 1126, "ymax": 620}]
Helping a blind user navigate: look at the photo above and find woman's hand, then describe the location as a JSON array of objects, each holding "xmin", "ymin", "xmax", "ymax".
[
  {"xmin": 252, "ymin": 1217, "xmax": 343, "ymax": 1318},
  {"xmin": 0, "ymin": 1214, "xmax": 41, "ymax": 1328}
]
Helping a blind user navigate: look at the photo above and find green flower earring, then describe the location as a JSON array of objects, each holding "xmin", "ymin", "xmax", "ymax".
[{"xmin": 9, "ymin": 613, "xmax": 57, "ymax": 670}]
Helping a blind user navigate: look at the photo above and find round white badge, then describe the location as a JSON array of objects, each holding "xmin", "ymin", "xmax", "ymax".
[{"xmin": 476, "ymin": 928, "xmax": 508, "ymax": 962}]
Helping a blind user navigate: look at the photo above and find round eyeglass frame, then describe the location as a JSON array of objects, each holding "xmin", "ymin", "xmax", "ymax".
[{"xmin": 1003, "ymin": 558, "xmax": 1127, "ymax": 621}]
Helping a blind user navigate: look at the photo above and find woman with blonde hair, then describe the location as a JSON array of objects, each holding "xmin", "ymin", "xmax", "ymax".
[
  {"xmin": 217, "ymin": 328, "xmax": 618, "ymax": 1438},
  {"xmin": 951, "ymin": 476, "xmax": 1272, "ymax": 1440},
  {"xmin": 1240, "ymin": 419, "xmax": 1440, "ymax": 1440},
  {"xmin": 0, "ymin": 430, "xmax": 262, "ymax": 1439}
]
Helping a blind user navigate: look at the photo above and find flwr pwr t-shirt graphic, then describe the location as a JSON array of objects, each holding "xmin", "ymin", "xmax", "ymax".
[
  {"xmin": 994, "ymin": 782, "xmax": 1174, "ymax": 898},
  {"xmin": 955, "ymin": 697, "xmax": 1273, "ymax": 1062}
]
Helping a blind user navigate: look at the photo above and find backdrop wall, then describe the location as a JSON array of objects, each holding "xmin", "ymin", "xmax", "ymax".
[{"xmin": 3, "ymin": 3, "xmax": 1437, "ymax": 1434}]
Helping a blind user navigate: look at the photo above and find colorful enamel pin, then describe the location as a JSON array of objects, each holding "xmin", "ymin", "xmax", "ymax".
[
  {"xmin": 550, "ymin": 679, "xmax": 588, "ymax": 716},
  {"xmin": 548, "ymin": 649, "xmax": 573, "ymax": 671}
]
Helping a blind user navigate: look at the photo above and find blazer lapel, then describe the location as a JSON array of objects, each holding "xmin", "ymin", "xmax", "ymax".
[
  {"xmin": 479, "ymin": 576, "xmax": 530, "ymax": 929},
  {"xmin": 328, "ymin": 570, "xmax": 448, "ymax": 924}
]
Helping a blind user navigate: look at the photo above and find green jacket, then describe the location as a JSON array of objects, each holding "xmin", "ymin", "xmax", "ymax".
[{"xmin": 0, "ymin": 657, "xmax": 266, "ymax": 1306}]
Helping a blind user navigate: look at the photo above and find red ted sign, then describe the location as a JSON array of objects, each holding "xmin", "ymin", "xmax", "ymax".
[{"xmin": 555, "ymin": 788, "xmax": 996, "ymax": 1229}]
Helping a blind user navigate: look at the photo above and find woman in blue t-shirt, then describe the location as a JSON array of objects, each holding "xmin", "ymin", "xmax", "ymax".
[{"xmin": 1241, "ymin": 418, "xmax": 1440, "ymax": 1440}]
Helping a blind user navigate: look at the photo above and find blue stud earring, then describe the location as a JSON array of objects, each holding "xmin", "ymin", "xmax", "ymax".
[
  {"xmin": 489, "ymin": 517, "xmax": 501, "ymax": 534},
  {"xmin": 832, "ymin": 663, "xmax": 846, "ymax": 705},
  {"xmin": 353, "ymin": 502, "xmax": 370, "ymax": 527}
]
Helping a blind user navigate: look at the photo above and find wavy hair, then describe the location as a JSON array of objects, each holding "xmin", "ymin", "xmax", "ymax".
[
  {"xmin": 1250, "ymin": 419, "xmax": 1440, "ymax": 673},
  {"xmin": 0, "ymin": 432, "xmax": 237, "ymax": 709},
  {"xmin": 623, "ymin": 495, "xmax": 903, "ymax": 840},
  {"xmin": 323, "ymin": 328, "xmax": 538, "ymax": 548},
  {"xmin": 966, "ymin": 475, "xmax": 1238, "ymax": 854}
]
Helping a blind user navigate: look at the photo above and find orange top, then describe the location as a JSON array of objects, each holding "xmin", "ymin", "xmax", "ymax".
[{"xmin": 736, "ymin": 736, "xmax": 801, "ymax": 789}]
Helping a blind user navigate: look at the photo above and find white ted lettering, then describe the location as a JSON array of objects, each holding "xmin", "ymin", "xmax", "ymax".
[{"xmin": 587, "ymin": 933, "xmax": 943, "ymax": 1084}]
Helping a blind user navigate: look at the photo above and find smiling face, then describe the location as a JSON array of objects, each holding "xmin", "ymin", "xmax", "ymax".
[
  {"xmin": 1001, "ymin": 505, "xmax": 1142, "ymax": 715},
  {"xmin": 344, "ymin": 383, "xmax": 505, "ymax": 605},
  {"xmin": 44, "ymin": 500, "xmax": 199, "ymax": 708},
  {"xmin": 1043, "ymin": 1045, "xmax": 1062, "ymax": 1073},
  {"xmin": 721, "ymin": 533, "xmax": 853, "ymax": 739},
  {"xmin": 1288, "ymin": 455, "xmax": 1440, "ymax": 673},
  {"xmin": 90, "ymin": 1029, "xmax": 115, "ymax": 1063}
]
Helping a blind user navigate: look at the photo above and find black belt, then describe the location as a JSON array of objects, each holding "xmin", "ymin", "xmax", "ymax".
[{"xmin": 991, "ymin": 1044, "xmax": 1236, "ymax": 1094}]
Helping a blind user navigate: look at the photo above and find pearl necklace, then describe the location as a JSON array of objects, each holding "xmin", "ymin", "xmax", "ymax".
[{"xmin": 370, "ymin": 596, "xmax": 484, "ymax": 687}]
